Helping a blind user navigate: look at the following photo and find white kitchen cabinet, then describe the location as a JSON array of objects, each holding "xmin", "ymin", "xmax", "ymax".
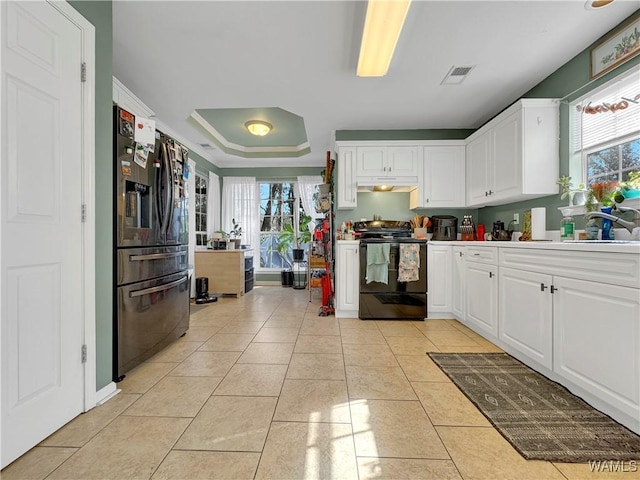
[
  {"xmin": 498, "ymin": 267, "xmax": 553, "ymax": 370},
  {"xmin": 356, "ymin": 146, "xmax": 418, "ymax": 181},
  {"xmin": 466, "ymin": 99, "xmax": 559, "ymax": 207},
  {"xmin": 337, "ymin": 147, "xmax": 357, "ymax": 209},
  {"xmin": 335, "ymin": 241, "xmax": 360, "ymax": 318},
  {"xmin": 553, "ymin": 276, "xmax": 640, "ymax": 429},
  {"xmin": 451, "ymin": 246, "xmax": 466, "ymax": 320},
  {"xmin": 427, "ymin": 245, "xmax": 452, "ymax": 317},
  {"xmin": 465, "ymin": 260, "xmax": 498, "ymax": 339},
  {"xmin": 466, "ymin": 132, "xmax": 491, "ymax": 206},
  {"xmin": 410, "ymin": 145, "xmax": 465, "ymax": 209}
]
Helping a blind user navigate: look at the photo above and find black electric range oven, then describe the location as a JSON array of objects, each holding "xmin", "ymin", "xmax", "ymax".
[{"xmin": 354, "ymin": 221, "xmax": 427, "ymax": 320}]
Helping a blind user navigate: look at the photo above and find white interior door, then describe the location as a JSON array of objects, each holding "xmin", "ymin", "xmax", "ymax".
[{"xmin": 1, "ymin": 1, "xmax": 86, "ymax": 467}]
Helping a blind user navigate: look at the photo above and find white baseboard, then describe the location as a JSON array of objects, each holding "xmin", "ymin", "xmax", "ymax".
[
  {"xmin": 256, "ymin": 280, "xmax": 281, "ymax": 286},
  {"xmin": 95, "ymin": 382, "xmax": 120, "ymax": 406}
]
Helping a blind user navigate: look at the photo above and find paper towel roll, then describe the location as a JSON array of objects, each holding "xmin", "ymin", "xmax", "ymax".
[{"xmin": 531, "ymin": 207, "xmax": 546, "ymax": 240}]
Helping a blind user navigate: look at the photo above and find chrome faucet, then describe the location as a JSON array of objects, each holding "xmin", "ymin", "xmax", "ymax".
[{"xmin": 584, "ymin": 205, "xmax": 640, "ymax": 240}]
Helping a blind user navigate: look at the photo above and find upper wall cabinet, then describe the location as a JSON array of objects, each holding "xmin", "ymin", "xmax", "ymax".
[
  {"xmin": 466, "ymin": 99, "xmax": 559, "ymax": 207},
  {"xmin": 410, "ymin": 145, "xmax": 466, "ymax": 209},
  {"xmin": 356, "ymin": 146, "xmax": 419, "ymax": 182},
  {"xmin": 336, "ymin": 141, "xmax": 463, "ymax": 210},
  {"xmin": 337, "ymin": 146, "xmax": 357, "ymax": 209}
]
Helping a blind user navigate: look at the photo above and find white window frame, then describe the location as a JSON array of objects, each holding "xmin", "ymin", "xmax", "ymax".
[
  {"xmin": 569, "ymin": 65, "xmax": 640, "ymax": 185},
  {"xmin": 258, "ymin": 180, "xmax": 305, "ymax": 273},
  {"xmin": 194, "ymin": 173, "xmax": 208, "ymax": 246}
]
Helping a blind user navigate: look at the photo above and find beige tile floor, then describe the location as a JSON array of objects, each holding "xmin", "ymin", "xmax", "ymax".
[{"xmin": 2, "ymin": 287, "xmax": 638, "ymax": 480}]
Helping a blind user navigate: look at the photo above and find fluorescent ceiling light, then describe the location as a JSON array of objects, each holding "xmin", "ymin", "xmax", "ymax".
[
  {"xmin": 357, "ymin": 0, "xmax": 412, "ymax": 77},
  {"xmin": 245, "ymin": 120, "xmax": 272, "ymax": 136}
]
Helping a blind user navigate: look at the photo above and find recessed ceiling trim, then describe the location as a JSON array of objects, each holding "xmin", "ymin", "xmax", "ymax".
[{"xmin": 190, "ymin": 111, "xmax": 311, "ymax": 158}]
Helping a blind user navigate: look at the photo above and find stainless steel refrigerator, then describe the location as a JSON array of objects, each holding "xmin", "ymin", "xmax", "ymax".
[{"xmin": 113, "ymin": 105, "xmax": 189, "ymax": 381}]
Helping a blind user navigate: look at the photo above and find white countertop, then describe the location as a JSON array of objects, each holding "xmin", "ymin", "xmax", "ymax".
[{"xmin": 428, "ymin": 240, "xmax": 640, "ymax": 254}]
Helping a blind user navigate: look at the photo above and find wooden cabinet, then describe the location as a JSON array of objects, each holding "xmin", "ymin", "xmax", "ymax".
[
  {"xmin": 335, "ymin": 241, "xmax": 359, "ymax": 318},
  {"xmin": 452, "ymin": 246, "xmax": 466, "ymax": 320},
  {"xmin": 411, "ymin": 146, "xmax": 465, "ymax": 209},
  {"xmin": 427, "ymin": 245, "xmax": 452, "ymax": 317},
  {"xmin": 194, "ymin": 250, "xmax": 250, "ymax": 297},
  {"xmin": 466, "ymin": 99, "xmax": 559, "ymax": 207},
  {"xmin": 337, "ymin": 147, "xmax": 357, "ymax": 209},
  {"xmin": 498, "ymin": 266, "xmax": 553, "ymax": 370},
  {"xmin": 356, "ymin": 146, "xmax": 418, "ymax": 181}
]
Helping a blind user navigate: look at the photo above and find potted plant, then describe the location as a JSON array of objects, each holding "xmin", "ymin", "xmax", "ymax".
[
  {"xmin": 228, "ymin": 218, "xmax": 242, "ymax": 249},
  {"xmin": 556, "ymin": 176, "xmax": 587, "ymax": 206},
  {"xmin": 618, "ymin": 171, "xmax": 640, "ymax": 201},
  {"xmin": 276, "ymin": 215, "xmax": 312, "ymax": 264}
]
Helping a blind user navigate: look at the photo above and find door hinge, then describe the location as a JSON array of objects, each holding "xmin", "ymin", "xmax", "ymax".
[
  {"xmin": 81, "ymin": 344, "xmax": 87, "ymax": 363},
  {"xmin": 81, "ymin": 204, "xmax": 87, "ymax": 222},
  {"xmin": 81, "ymin": 62, "xmax": 87, "ymax": 82}
]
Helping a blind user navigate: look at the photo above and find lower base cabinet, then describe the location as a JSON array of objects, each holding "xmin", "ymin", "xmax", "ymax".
[
  {"xmin": 465, "ymin": 261, "xmax": 498, "ymax": 339},
  {"xmin": 452, "ymin": 246, "xmax": 466, "ymax": 320},
  {"xmin": 498, "ymin": 267, "xmax": 553, "ymax": 370},
  {"xmin": 336, "ymin": 241, "xmax": 359, "ymax": 318},
  {"xmin": 553, "ymin": 276, "xmax": 640, "ymax": 428},
  {"xmin": 427, "ymin": 245, "xmax": 452, "ymax": 316}
]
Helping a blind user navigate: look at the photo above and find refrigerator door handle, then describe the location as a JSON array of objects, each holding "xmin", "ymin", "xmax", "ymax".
[
  {"xmin": 129, "ymin": 275, "xmax": 187, "ymax": 298},
  {"xmin": 129, "ymin": 252, "xmax": 185, "ymax": 261},
  {"xmin": 166, "ymin": 144, "xmax": 176, "ymax": 235},
  {"xmin": 160, "ymin": 142, "xmax": 172, "ymax": 236}
]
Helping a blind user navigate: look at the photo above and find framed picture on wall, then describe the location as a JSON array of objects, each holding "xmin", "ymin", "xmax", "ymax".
[{"xmin": 590, "ymin": 16, "xmax": 640, "ymax": 79}]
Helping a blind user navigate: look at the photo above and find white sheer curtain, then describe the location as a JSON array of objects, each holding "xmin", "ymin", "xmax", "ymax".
[
  {"xmin": 296, "ymin": 175, "xmax": 323, "ymax": 219},
  {"xmin": 222, "ymin": 176, "xmax": 258, "ymax": 249},
  {"xmin": 206, "ymin": 172, "xmax": 220, "ymax": 239}
]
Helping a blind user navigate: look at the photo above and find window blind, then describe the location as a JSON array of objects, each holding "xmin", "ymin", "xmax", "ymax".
[{"xmin": 572, "ymin": 67, "xmax": 640, "ymax": 153}]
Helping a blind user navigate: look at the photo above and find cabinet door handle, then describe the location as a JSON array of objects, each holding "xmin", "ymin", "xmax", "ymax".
[
  {"xmin": 425, "ymin": 198, "xmax": 429, "ymax": 203},
  {"xmin": 459, "ymin": 251, "xmax": 464, "ymax": 257},
  {"xmin": 489, "ymin": 271, "xmax": 494, "ymax": 278},
  {"xmin": 540, "ymin": 283, "xmax": 548, "ymax": 291},
  {"xmin": 473, "ymin": 253, "xmax": 480, "ymax": 256},
  {"xmin": 382, "ymin": 166, "xmax": 386, "ymax": 172},
  {"xmin": 485, "ymin": 191, "xmax": 488, "ymax": 197},
  {"xmin": 488, "ymin": 189, "xmax": 493, "ymax": 195},
  {"xmin": 550, "ymin": 285, "xmax": 558, "ymax": 294}
]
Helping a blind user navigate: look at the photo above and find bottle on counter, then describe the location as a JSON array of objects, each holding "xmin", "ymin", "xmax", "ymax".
[{"xmin": 560, "ymin": 215, "xmax": 575, "ymax": 241}]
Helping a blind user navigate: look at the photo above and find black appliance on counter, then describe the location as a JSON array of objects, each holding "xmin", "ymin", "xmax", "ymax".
[
  {"xmin": 353, "ymin": 221, "xmax": 427, "ymax": 320},
  {"xmin": 431, "ymin": 215, "xmax": 458, "ymax": 241},
  {"xmin": 113, "ymin": 106, "xmax": 190, "ymax": 382}
]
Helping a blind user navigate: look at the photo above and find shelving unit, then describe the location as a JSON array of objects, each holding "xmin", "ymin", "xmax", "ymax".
[{"xmin": 308, "ymin": 193, "xmax": 333, "ymax": 314}]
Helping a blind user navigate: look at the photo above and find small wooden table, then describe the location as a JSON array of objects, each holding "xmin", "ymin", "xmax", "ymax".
[{"xmin": 195, "ymin": 249, "xmax": 253, "ymax": 297}]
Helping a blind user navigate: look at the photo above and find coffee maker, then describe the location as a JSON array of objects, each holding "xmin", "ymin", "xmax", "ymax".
[{"xmin": 431, "ymin": 215, "xmax": 458, "ymax": 241}]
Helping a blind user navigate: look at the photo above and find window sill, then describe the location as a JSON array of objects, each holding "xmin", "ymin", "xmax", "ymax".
[{"xmin": 558, "ymin": 198, "xmax": 640, "ymax": 216}]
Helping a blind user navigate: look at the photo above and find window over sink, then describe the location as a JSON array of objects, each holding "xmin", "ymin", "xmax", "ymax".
[{"xmin": 571, "ymin": 66, "xmax": 640, "ymax": 187}]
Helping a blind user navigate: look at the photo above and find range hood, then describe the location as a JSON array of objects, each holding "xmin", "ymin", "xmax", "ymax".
[{"xmin": 356, "ymin": 179, "xmax": 418, "ymax": 193}]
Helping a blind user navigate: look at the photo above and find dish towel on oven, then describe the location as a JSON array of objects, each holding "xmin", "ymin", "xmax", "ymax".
[
  {"xmin": 366, "ymin": 243, "xmax": 390, "ymax": 284},
  {"xmin": 398, "ymin": 244, "xmax": 420, "ymax": 282}
]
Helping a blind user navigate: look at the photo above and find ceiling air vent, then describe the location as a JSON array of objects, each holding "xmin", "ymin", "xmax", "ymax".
[{"xmin": 441, "ymin": 65, "xmax": 475, "ymax": 85}]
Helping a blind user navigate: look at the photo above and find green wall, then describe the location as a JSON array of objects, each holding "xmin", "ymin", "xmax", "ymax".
[
  {"xmin": 480, "ymin": 9, "xmax": 640, "ymax": 231},
  {"xmin": 69, "ymin": 1, "xmax": 113, "ymax": 390},
  {"xmin": 337, "ymin": 10, "xmax": 640, "ymax": 234},
  {"xmin": 336, "ymin": 130, "xmax": 474, "ymax": 141}
]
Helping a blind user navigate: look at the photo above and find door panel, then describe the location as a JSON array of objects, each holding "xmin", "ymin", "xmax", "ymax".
[{"xmin": 1, "ymin": 1, "xmax": 84, "ymax": 467}]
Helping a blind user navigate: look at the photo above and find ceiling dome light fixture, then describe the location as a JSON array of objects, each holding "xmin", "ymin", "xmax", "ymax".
[
  {"xmin": 245, "ymin": 120, "xmax": 272, "ymax": 136},
  {"xmin": 584, "ymin": 0, "xmax": 615, "ymax": 9}
]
